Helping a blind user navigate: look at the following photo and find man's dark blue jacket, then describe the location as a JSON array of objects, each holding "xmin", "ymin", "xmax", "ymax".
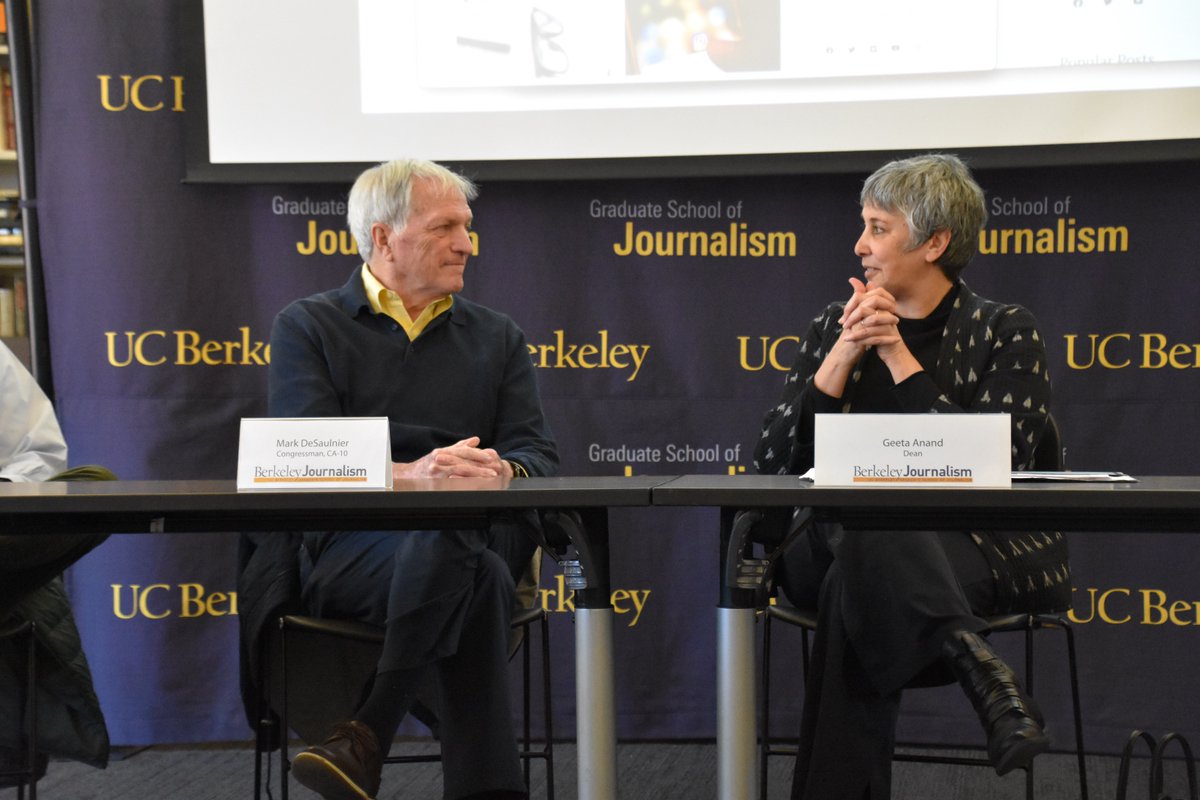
[{"xmin": 267, "ymin": 268, "xmax": 557, "ymax": 476}]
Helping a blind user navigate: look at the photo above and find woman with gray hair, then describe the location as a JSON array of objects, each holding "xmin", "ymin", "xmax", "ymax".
[{"xmin": 754, "ymin": 154, "xmax": 1070, "ymax": 799}]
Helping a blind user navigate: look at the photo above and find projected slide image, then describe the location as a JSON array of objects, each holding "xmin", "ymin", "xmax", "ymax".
[
  {"xmin": 413, "ymin": 0, "xmax": 782, "ymax": 86},
  {"xmin": 406, "ymin": 0, "xmax": 994, "ymax": 90},
  {"xmin": 997, "ymin": 0, "xmax": 1200, "ymax": 68},
  {"xmin": 366, "ymin": 0, "xmax": 1200, "ymax": 112},
  {"xmin": 415, "ymin": 2, "xmax": 626, "ymax": 87},
  {"xmin": 626, "ymin": 0, "xmax": 781, "ymax": 76},
  {"xmin": 413, "ymin": 0, "xmax": 784, "ymax": 88},
  {"xmin": 200, "ymin": 0, "xmax": 1200, "ymax": 165}
]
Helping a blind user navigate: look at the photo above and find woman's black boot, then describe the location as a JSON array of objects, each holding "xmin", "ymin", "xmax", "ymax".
[{"xmin": 942, "ymin": 629, "xmax": 1050, "ymax": 775}]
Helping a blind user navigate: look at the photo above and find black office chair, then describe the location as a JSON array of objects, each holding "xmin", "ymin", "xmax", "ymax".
[
  {"xmin": 0, "ymin": 465, "xmax": 116, "ymax": 800},
  {"xmin": 0, "ymin": 619, "xmax": 38, "ymax": 800},
  {"xmin": 758, "ymin": 414, "xmax": 1087, "ymax": 800},
  {"xmin": 252, "ymin": 602, "xmax": 555, "ymax": 800}
]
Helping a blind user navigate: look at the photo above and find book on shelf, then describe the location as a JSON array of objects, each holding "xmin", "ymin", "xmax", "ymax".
[
  {"xmin": 12, "ymin": 273, "xmax": 24, "ymax": 337},
  {"xmin": 0, "ymin": 286, "xmax": 14, "ymax": 338},
  {"xmin": 0, "ymin": 66, "xmax": 12, "ymax": 153},
  {"xmin": 0, "ymin": 193, "xmax": 20, "ymax": 251},
  {"xmin": 0, "ymin": 265, "xmax": 24, "ymax": 339}
]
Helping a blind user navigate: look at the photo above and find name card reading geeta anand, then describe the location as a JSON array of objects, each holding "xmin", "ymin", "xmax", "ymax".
[
  {"xmin": 237, "ymin": 417, "xmax": 392, "ymax": 490},
  {"xmin": 814, "ymin": 413, "xmax": 1011, "ymax": 488}
]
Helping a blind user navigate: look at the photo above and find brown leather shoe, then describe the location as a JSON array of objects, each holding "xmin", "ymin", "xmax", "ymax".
[{"xmin": 291, "ymin": 720, "xmax": 383, "ymax": 800}]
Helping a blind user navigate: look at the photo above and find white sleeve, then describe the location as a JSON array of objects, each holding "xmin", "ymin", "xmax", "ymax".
[{"xmin": 0, "ymin": 342, "xmax": 68, "ymax": 482}]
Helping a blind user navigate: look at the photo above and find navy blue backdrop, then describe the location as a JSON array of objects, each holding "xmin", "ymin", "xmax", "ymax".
[{"xmin": 27, "ymin": 0, "xmax": 1200, "ymax": 754}]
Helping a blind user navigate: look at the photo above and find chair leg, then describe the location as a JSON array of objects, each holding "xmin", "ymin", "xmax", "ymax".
[
  {"xmin": 3, "ymin": 621, "xmax": 39, "ymax": 800},
  {"xmin": 1026, "ymin": 616, "xmax": 1089, "ymax": 800},
  {"xmin": 523, "ymin": 616, "xmax": 532, "ymax": 790},
  {"xmin": 253, "ymin": 624, "xmax": 276, "ymax": 800},
  {"xmin": 253, "ymin": 679, "xmax": 265, "ymax": 800},
  {"xmin": 26, "ymin": 621, "xmax": 38, "ymax": 800},
  {"xmin": 511, "ymin": 608, "xmax": 556, "ymax": 798},
  {"xmin": 1063, "ymin": 622, "xmax": 1089, "ymax": 800},
  {"xmin": 516, "ymin": 610, "xmax": 556, "ymax": 800},
  {"xmin": 279, "ymin": 622, "xmax": 290, "ymax": 800},
  {"xmin": 759, "ymin": 610, "xmax": 773, "ymax": 800},
  {"xmin": 1022, "ymin": 615, "xmax": 1089, "ymax": 800},
  {"xmin": 1024, "ymin": 622, "xmax": 1035, "ymax": 800},
  {"xmin": 540, "ymin": 610, "xmax": 555, "ymax": 800}
]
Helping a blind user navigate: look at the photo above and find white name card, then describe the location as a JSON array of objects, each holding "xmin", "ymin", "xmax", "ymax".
[
  {"xmin": 237, "ymin": 417, "xmax": 393, "ymax": 491},
  {"xmin": 814, "ymin": 413, "xmax": 1011, "ymax": 488}
]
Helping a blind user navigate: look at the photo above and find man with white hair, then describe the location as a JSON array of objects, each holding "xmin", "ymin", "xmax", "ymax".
[{"xmin": 266, "ymin": 159, "xmax": 558, "ymax": 800}]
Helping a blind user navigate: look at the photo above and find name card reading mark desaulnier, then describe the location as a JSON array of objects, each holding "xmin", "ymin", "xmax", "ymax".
[{"xmin": 237, "ymin": 417, "xmax": 392, "ymax": 490}]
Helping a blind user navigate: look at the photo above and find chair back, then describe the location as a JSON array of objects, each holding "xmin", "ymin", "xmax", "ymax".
[{"xmin": 1033, "ymin": 414, "xmax": 1064, "ymax": 471}]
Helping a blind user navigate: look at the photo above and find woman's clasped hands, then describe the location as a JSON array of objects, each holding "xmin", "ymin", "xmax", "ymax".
[{"xmin": 838, "ymin": 277, "xmax": 902, "ymax": 351}]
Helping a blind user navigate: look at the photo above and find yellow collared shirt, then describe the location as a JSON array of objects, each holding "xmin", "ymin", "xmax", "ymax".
[{"xmin": 361, "ymin": 264, "xmax": 453, "ymax": 339}]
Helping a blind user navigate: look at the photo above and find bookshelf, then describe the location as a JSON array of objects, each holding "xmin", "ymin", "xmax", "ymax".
[{"xmin": 0, "ymin": 28, "xmax": 30, "ymax": 368}]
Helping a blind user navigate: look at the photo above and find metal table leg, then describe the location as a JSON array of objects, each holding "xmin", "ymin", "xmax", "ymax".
[
  {"xmin": 549, "ymin": 508, "xmax": 618, "ymax": 800},
  {"xmin": 717, "ymin": 605, "xmax": 758, "ymax": 800},
  {"xmin": 717, "ymin": 507, "xmax": 774, "ymax": 800}
]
